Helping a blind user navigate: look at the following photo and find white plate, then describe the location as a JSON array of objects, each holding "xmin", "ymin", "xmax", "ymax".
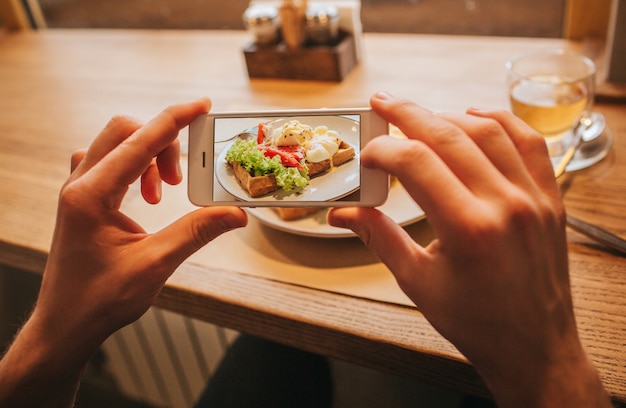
[
  {"xmin": 215, "ymin": 116, "xmax": 360, "ymax": 203},
  {"xmin": 247, "ymin": 182, "xmax": 426, "ymax": 238}
]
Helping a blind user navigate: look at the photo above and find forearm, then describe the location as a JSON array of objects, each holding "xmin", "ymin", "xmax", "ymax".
[{"xmin": 0, "ymin": 309, "xmax": 101, "ymax": 408}]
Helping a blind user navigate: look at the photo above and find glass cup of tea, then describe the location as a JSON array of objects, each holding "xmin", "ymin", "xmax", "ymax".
[{"xmin": 506, "ymin": 50, "xmax": 608, "ymax": 171}]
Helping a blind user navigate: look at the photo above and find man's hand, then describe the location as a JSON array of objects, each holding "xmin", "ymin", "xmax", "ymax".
[
  {"xmin": 329, "ymin": 92, "xmax": 610, "ymax": 407},
  {"xmin": 0, "ymin": 98, "xmax": 248, "ymax": 408}
]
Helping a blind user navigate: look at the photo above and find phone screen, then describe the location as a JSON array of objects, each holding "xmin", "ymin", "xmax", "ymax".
[{"xmin": 211, "ymin": 114, "xmax": 362, "ymax": 204}]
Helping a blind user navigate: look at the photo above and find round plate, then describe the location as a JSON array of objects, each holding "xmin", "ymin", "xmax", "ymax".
[
  {"xmin": 216, "ymin": 116, "xmax": 360, "ymax": 202},
  {"xmin": 247, "ymin": 182, "xmax": 425, "ymax": 238}
]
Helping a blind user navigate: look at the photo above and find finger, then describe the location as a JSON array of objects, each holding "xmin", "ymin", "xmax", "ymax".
[
  {"xmin": 327, "ymin": 207, "xmax": 429, "ymax": 301},
  {"xmin": 147, "ymin": 207, "xmax": 248, "ymax": 274},
  {"xmin": 435, "ymin": 111, "xmax": 535, "ymax": 189},
  {"xmin": 359, "ymin": 135, "xmax": 477, "ymax": 232},
  {"xmin": 369, "ymin": 93, "xmax": 503, "ymax": 194},
  {"xmin": 70, "ymin": 149, "xmax": 88, "ymax": 173},
  {"xmin": 139, "ymin": 138, "xmax": 182, "ymax": 204},
  {"xmin": 155, "ymin": 137, "xmax": 182, "ymax": 186},
  {"xmin": 467, "ymin": 108, "xmax": 558, "ymax": 199},
  {"xmin": 105, "ymin": 98, "xmax": 209, "ymax": 185},
  {"xmin": 140, "ymin": 160, "xmax": 162, "ymax": 204},
  {"xmin": 141, "ymin": 139, "xmax": 182, "ymax": 204},
  {"xmin": 72, "ymin": 115, "xmax": 143, "ymax": 179},
  {"xmin": 88, "ymin": 98, "xmax": 211, "ymax": 207}
]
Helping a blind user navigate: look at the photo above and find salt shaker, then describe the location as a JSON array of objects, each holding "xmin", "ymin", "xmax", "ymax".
[{"xmin": 243, "ymin": 4, "xmax": 280, "ymax": 46}]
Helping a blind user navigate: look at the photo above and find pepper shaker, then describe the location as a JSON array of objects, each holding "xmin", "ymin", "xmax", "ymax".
[{"xmin": 305, "ymin": 4, "xmax": 339, "ymax": 45}]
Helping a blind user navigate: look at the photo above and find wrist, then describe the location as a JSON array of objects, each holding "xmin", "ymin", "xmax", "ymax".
[
  {"xmin": 0, "ymin": 310, "xmax": 95, "ymax": 407},
  {"xmin": 27, "ymin": 302, "xmax": 108, "ymax": 366},
  {"xmin": 476, "ymin": 340, "xmax": 611, "ymax": 408}
]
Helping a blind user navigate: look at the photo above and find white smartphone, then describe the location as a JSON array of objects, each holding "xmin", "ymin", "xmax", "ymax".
[{"xmin": 187, "ymin": 108, "xmax": 389, "ymax": 207}]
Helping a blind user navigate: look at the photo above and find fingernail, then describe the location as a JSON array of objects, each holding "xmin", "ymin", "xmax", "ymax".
[
  {"xmin": 467, "ymin": 106, "xmax": 490, "ymax": 114},
  {"xmin": 176, "ymin": 161, "xmax": 183, "ymax": 180},
  {"xmin": 155, "ymin": 181, "xmax": 162, "ymax": 202},
  {"xmin": 373, "ymin": 91, "xmax": 394, "ymax": 101}
]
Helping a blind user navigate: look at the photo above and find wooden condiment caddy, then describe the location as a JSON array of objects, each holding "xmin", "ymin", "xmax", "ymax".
[
  {"xmin": 242, "ymin": 0, "xmax": 358, "ymax": 81},
  {"xmin": 243, "ymin": 31, "xmax": 358, "ymax": 82}
]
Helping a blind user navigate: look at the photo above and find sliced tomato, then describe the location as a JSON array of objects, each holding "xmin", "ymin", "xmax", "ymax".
[
  {"xmin": 276, "ymin": 145, "xmax": 305, "ymax": 161},
  {"xmin": 257, "ymin": 123, "xmax": 265, "ymax": 145},
  {"xmin": 258, "ymin": 145, "xmax": 303, "ymax": 168}
]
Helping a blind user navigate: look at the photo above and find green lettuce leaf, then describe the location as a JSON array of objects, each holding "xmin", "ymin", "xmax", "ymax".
[{"xmin": 225, "ymin": 139, "xmax": 309, "ymax": 191}]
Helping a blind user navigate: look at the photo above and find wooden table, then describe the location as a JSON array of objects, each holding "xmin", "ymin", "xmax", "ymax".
[{"xmin": 1, "ymin": 29, "xmax": 625, "ymax": 402}]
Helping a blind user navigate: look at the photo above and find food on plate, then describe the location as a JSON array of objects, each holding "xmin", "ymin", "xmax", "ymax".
[
  {"xmin": 225, "ymin": 119, "xmax": 355, "ymax": 198},
  {"xmin": 272, "ymin": 207, "xmax": 323, "ymax": 221}
]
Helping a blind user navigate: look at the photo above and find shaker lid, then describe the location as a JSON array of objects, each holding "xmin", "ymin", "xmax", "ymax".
[
  {"xmin": 244, "ymin": 4, "xmax": 279, "ymax": 25},
  {"xmin": 306, "ymin": 4, "xmax": 339, "ymax": 22}
]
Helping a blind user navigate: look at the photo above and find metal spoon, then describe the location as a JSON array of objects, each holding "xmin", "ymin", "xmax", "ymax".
[
  {"xmin": 581, "ymin": 112, "xmax": 606, "ymax": 143},
  {"xmin": 554, "ymin": 112, "xmax": 606, "ymax": 178}
]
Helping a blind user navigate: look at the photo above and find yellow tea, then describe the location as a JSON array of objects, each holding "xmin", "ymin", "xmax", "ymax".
[{"xmin": 510, "ymin": 75, "xmax": 588, "ymax": 138}]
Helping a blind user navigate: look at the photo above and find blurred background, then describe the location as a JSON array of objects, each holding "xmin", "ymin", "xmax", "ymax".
[{"xmin": 37, "ymin": 0, "xmax": 566, "ymax": 37}]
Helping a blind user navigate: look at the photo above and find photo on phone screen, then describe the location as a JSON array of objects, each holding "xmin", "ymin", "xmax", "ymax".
[{"xmin": 188, "ymin": 109, "xmax": 389, "ymax": 207}]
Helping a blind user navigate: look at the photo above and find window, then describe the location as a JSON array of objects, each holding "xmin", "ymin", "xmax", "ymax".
[
  {"xmin": 362, "ymin": 0, "xmax": 565, "ymax": 37},
  {"xmin": 38, "ymin": 0, "xmax": 567, "ymax": 37}
]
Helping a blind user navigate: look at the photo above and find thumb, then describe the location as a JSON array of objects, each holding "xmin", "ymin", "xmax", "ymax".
[
  {"xmin": 328, "ymin": 207, "xmax": 425, "ymax": 289},
  {"xmin": 152, "ymin": 207, "xmax": 248, "ymax": 269},
  {"xmin": 328, "ymin": 207, "xmax": 436, "ymax": 308}
]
